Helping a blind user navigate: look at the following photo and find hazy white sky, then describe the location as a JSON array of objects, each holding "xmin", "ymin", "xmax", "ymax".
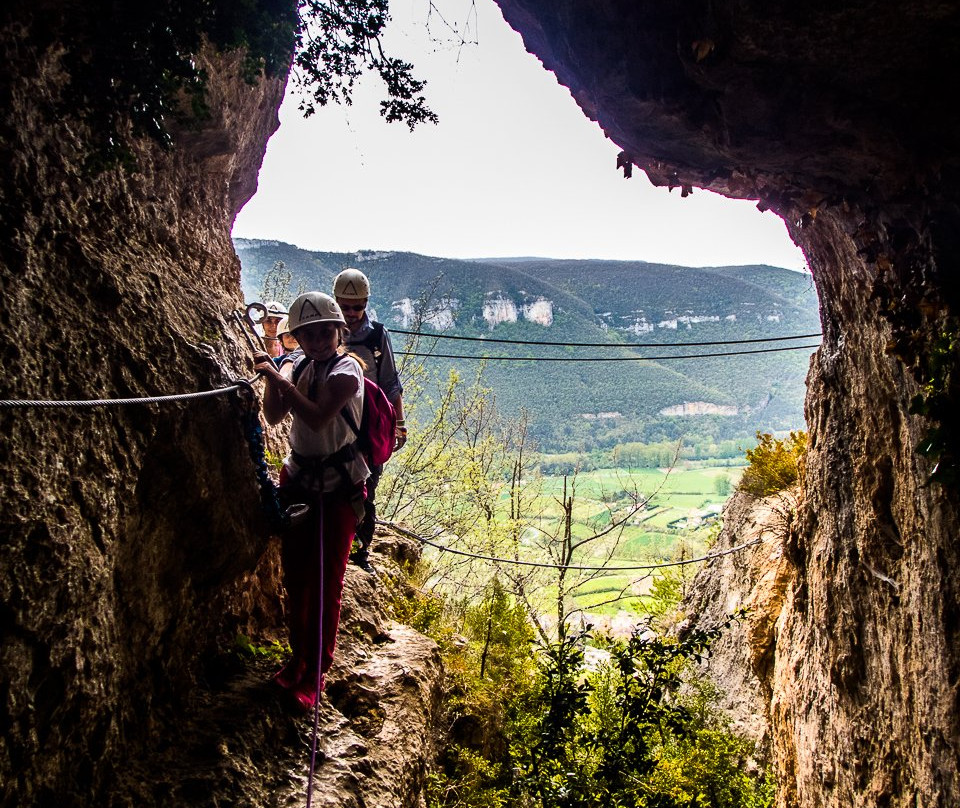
[{"xmin": 232, "ymin": 0, "xmax": 808, "ymax": 271}]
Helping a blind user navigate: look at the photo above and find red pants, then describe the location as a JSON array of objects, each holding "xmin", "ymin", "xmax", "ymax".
[{"xmin": 278, "ymin": 469, "xmax": 360, "ymax": 683}]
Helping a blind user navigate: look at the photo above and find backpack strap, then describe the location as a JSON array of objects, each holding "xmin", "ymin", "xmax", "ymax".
[
  {"xmin": 290, "ymin": 352, "xmax": 311, "ymax": 386},
  {"xmin": 295, "ymin": 352, "xmax": 348, "ymax": 400},
  {"xmin": 353, "ymin": 321, "xmax": 385, "ymax": 377}
]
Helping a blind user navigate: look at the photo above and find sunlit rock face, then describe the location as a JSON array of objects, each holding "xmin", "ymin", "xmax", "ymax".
[
  {"xmin": 482, "ymin": 294, "xmax": 554, "ymax": 327},
  {"xmin": 0, "ymin": 12, "xmax": 286, "ymax": 803},
  {"xmin": 483, "ymin": 295, "xmax": 519, "ymax": 327},
  {"xmin": 393, "ymin": 297, "xmax": 460, "ymax": 330},
  {"xmin": 522, "ymin": 297, "xmax": 554, "ymax": 325},
  {"xmin": 495, "ymin": 1, "xmax": 960, "ymax": 806},
  {"xmin": 658, "ymin": 402, "xmax": 738, "ymax": 417},
  {"xmin": 680, "ymin": 488, "xmax": 800, "ymax": 748}
]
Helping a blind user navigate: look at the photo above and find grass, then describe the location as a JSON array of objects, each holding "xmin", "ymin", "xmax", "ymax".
[{"xmin": 544, "ymin": 465, "xmax": 742, "ymax": 615}]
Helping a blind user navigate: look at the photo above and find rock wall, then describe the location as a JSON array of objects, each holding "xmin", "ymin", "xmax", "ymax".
[
  {"xmin": 494, "ymin": 1, "xmax": 960, "ymax": 806},
  {"xmin": 0, "ymin": 11, "xmax": 288, "ymax": 804},
  {"xmin": 776, "ymin": 207, "xmax": 960, "ymax": 807},
  {"xmin": 108, "ymin": 530, "xmax": 443, "ymax": 808},
  {"xmin": 679, "ymin": 488, "xmax": 799, "ymax": 749}
]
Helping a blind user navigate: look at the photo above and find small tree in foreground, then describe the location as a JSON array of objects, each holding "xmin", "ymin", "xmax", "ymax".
[{"xmin": 509, "ymin": 617, "xmax": 773, "ymax": 808}]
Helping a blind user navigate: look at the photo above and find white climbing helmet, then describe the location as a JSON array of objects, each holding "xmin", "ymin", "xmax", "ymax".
[
  {"xmin": 286, "ymin": 292, "xmax": 346, "ymax": 332},
  {"xmin": 333, "ymin": 268, "xmax": 371, "ymax": 300},
  {"xmin": 276, "ymin": 316, "xmax": 292, "ymax": 337},
  {"xmin": 264, "ymin": 300, "xmax": 288, "ymax": 318}
]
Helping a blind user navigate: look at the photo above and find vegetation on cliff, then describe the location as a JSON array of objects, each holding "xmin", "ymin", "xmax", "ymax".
[
  {"xmin": 33, "ymin": 0, "xmax": 436, "ymax": 165},
  {"xmin": 393, "ymin": 571, "xmax": 773, "ymax": 808},
  {"xmin": 371, "ymin": 343, "xmax": 774, "ymax": 806},
  {"xmin": 737, "ymin": 432, "xmax": 806, "ymax": 498}
]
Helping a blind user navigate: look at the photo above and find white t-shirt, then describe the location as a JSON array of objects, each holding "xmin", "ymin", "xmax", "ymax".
[{"xmin": 286, "ymin": 354, "xmax": 370, "ymax": 492}]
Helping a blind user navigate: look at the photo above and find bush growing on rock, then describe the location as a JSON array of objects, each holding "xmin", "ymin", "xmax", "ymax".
[{"xmin": 737, "ymin": 431, "xmax": 806, "ymax": 497}]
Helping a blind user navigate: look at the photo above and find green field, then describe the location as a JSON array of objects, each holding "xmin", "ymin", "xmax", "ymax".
[
  {"xmin": 509, "ymin": 463, "xmax": 743, "ymax": 620},
  {"xmin": 532, "ymin": 464, "xmax": 741, "ymax": 560}
]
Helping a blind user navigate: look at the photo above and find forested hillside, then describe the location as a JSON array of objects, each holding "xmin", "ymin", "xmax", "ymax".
[{"xmin": 235, "ymin": 239, "xmax": 820, "ymax": 451}]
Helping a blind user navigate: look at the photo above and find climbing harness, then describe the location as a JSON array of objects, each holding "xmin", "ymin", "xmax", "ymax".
[{"xmin": 379, "ymin": 519, "xmax": 762, "ymax": 572}]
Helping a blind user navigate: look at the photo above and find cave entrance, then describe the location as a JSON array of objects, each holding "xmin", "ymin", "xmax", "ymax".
[{"xmin": 232, "ymin": 0, "xmax": 816, "ymax": 463}]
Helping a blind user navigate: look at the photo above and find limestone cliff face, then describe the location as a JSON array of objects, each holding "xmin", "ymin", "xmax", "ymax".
[
  {"xmin": 494, "ymin": 1, "xmax": 960, "ymax": 806},
  {"xmin": 679, "ymin": 489, "xmax": 799, "ymax": 749},
  {"xmin": 0, "ymin": 13, "xmax": 287, "ymax": 804}
]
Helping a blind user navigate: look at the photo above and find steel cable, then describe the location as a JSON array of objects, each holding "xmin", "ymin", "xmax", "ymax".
[
  {"xmin": 392, "ymin": 328, "xmax": 822, "ymax": 348},
  {"xmin": 379, "ymin": 519, "xmax": 762, "ymax": 571},
  {"xmin": 396, "ymin": 342, "xmax": 821, "ymax": 362},
  {"xmin": 0, "ymin": 377, "xmax": 261, "ymax": 409}
]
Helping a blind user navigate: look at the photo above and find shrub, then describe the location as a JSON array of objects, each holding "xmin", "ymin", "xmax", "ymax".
[
  {"xmin": 738, "ymin": 431, "xmax": 807, "ymax": 497},
  {"xmin": 509, "ymin": 619, "xmax": 774, "ymax": 808}
]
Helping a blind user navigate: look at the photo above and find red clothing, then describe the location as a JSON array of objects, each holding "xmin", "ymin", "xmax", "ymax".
[{"xmin": 278, "ymin": 466, "xmax": 361, "ymax": 685}]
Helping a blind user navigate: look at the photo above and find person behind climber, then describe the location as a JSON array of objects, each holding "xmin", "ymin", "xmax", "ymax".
[
  {"xmin": 272, "ymin": 316, "xmax": 301, "ymax": 367},
  {"xmin": 253, "ymin": 291, "xmax": 370, "ymax": 712},
  {"xmin": 333, "ymin": 267, "xmax": 406, "ymax": 574},
  {"xmin": 261, "ymin": 300, "xmax": 287, "ymax": 359}
]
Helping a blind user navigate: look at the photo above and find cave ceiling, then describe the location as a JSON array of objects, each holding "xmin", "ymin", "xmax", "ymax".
[{"xmin": 494, "ymin": 0, "xmax": 960, "ymax": 214}]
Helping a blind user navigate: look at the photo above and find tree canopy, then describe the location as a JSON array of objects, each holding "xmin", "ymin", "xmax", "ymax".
[{"xmin": 25, "ymin": 0, "xmax": 436, "ymax": 164}]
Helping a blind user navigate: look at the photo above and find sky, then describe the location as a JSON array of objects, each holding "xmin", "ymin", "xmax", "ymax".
[{"xmin": 232, "ymin": 0, "xmax": 809, "ymax": 272}]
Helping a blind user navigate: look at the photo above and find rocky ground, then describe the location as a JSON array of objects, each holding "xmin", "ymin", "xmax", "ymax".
[
  {"xmin": 108, "ymin": 531, "xmax": 443, "ymax": 808},
  {"xmin": 679, "ymin": 488, "xmax": 799, "ymax": 749}
]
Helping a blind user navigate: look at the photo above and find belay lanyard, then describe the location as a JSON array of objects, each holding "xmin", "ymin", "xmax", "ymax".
[
  {"xmin": 306, "ymin": 496, "xmax": 325, "ymax": 808},
  {"xmin": 235, "ymin": 381, "xmax": 287, "ymax": 533}
]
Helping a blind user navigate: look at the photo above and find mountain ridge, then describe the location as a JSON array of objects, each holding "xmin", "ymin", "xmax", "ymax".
[{"xmin": 234, "ymin": 238, "xmax": 819, "ymax": 451}]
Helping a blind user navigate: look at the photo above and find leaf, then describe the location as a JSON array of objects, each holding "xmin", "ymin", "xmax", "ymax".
[{"xmin": 691, "ymin": 39, "xmax": 715, "ymax": 62}]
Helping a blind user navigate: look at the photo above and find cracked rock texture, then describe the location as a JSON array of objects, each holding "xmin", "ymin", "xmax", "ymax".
[
  {"xmin": 109, "ymin": 531, "xmax": 442, "ymax": 808},
  {"xmin": 1, "ymin": 6, "xmax": 446, "ymax": 806},
  {"xmin": 0, "ymin": 6, "xmax": 291, "ymax": 804},
  {"xmin": 493, "ymin": 1, "xmax": 960, "ymax": 805},
  {"xmin": 679, "ymin": 488, "xmax": 800, "ymax": 751}
]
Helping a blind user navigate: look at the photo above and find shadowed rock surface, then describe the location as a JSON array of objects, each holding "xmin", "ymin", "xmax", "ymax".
[
  {"xmin": 0, "ymin": 6, "xmax": 294, "ymax": 803},
  {"xmin": 108, "ymin": 531, "xmax": 441, "ymax": 808},
  {"xmin": 492, "ymin": 1, "xmax": 960, "ymax": 805},
  {"xmin": 3, "ymin": 2, "xmax": 960, "ymax": 807}
]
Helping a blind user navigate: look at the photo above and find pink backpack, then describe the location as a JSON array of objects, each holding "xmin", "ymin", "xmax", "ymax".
[
  {"xmin": 293, "ymin": 353, "xmax": 397, "ymax": 467},
  {"xmin": 344, "ymin": 373, "xmax": 396, "ymax": 467}
]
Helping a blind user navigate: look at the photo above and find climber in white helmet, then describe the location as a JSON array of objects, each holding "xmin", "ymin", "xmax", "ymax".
[
  {"xmin": 253, "ymin": 291, "xmax": 370, "ymax": 712},
  {"xmin": 260, "ymin": 300, "xmax": 288, "ymax": 359},
  {"xmin": 333, "ymin": 267, "xmax": 406, "ymax": 575}
]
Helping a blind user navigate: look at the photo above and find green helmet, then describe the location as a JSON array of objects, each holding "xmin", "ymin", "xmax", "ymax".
[{"xmin": 287, "ymin": 292, "xmax": 346, "ymax": 332}]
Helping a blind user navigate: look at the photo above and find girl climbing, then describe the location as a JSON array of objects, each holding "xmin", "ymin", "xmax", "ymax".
[{"xmin": 253, "ymin": 291, "xmax": 370, "ymax": 712}]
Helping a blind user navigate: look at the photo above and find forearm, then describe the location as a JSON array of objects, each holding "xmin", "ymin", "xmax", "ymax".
[
  {"xmin": 262, "ymin": 375, "xmax": 293, "ymax": 424},
  {"xmin": 285, "ymin": 383, "xmax": 342, "ymax": 431}
]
